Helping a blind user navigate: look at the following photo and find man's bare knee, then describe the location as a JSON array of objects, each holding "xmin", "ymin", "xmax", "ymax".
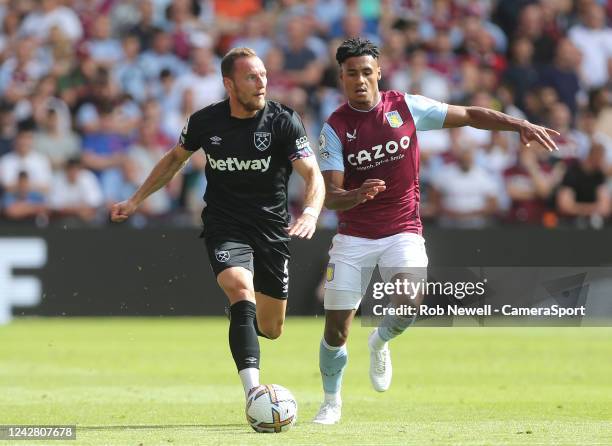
[
  {"xmin": 324, "ymin": 325, "xmax": 349, "ymax": 347},
  {"xmin": 259, "ymin": 320, "xmax": 284, "ymax": 339}
]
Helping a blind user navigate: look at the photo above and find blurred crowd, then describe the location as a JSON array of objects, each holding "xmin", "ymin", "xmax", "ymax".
[{"xmin": 0, "ymin": 0, "xmax": 611, "ymax": 229}]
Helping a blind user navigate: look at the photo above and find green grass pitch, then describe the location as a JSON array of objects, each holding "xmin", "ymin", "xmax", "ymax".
[{"xmin": 1, "ymin": 317, "xmax": 611, "ymax": 445}]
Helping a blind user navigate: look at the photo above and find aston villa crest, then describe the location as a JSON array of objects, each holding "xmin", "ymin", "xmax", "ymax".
[
  {"xmin": 384, "ymin": 111, "xmax": 403, "ymax": 128},
  {"xmin": 254, "ymin": 132, "xmax": 272, "ymax": 151}
]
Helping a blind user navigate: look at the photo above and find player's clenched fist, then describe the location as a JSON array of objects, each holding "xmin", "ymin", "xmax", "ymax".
[
  {"xmin": 355, "ymin": 179, "xmax": 386, "ymax": 204},
  {"xmin": 110, "ymin": 200, "xmax": 137, "ymax": 222}
]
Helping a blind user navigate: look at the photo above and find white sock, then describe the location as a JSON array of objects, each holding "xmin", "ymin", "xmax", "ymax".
[
  {"xmin": 239, "ymin": 368, "xmax": 260, "ymax": 396},
  {"xmin": 369, "ymin": 328, "xmax": 388, "ymax": 351},
  {"xmin": 324, "ymin": 392, "xmax": 341, "ymax": 406}
]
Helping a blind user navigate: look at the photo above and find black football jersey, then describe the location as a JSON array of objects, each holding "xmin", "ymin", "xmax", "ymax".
[{"xmin": 179, "ymin": 99, "xmax": 313, "ymax": 242}]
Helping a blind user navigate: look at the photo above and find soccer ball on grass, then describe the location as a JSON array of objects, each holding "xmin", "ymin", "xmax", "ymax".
[{"xmin": 245, "ymin": 384, "xmax": 297, "ymax": 433}]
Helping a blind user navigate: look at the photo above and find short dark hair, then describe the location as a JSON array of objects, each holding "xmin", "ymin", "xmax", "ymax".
[
  {"xmin": 221, "ymin": 47, "xmax": 257, "ymax": 78},
  {"xmin": 66, "ymin": 156, "xmax": 81, "ymax": 168},
  {"xmin": 335, "ymin": 38, "xmax": 380, "ymax": 65}
]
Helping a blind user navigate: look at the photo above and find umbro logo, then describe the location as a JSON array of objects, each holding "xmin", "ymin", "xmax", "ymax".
[
  {"xmin": 210, "ymin": 136, "xmax": 222, "ymax": 145},
  {"xmin": 346, "ymin": 129, "xmax": 357, "ymax": 141},
  {"xmin": 245, "ymin": 356, "xmax": 258, "ymax": 364}
]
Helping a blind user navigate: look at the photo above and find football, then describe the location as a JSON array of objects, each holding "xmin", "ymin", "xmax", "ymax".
[{"xmin": 245, "ymin": 384, "xmax": 297, "ymax": 433}]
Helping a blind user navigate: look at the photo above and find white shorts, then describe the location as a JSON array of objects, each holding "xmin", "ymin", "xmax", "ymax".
[{"xmin": 324, "ymin": 232, "xmax": 428, "ymax": 310}]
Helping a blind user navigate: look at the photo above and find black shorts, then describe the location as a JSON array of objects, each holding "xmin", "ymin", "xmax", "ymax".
[{"xmin": 204, "ymin": 233, "xmax": 290, "ymax": 299}]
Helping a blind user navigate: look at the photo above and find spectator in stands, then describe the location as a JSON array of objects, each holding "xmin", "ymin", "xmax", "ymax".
[
  {"xmin": 0, "ymin": 103, "xmax": 16, "ymax": 157},
  {"xmin": 80, "ymin": 104, "xmax": 128, "ymax": 200},
  {"xmin": 538, "ymin": 38, "xmax": 582, "ymax": 117},
  {"xmin": 576, "ymin": 110, "xmax": 612, "ymax": 171},
  {"xmin": 496, "ymin": 83, "xmax": 526, "ymax": 121},
  {"xmin": 456, "ymin": 15, "xmax": 506, "ymax": 74},
  {"xmin": 281, "ymin": 16, "xmax": 323, "ymax": 88},
  {"xmin": 84, "ymin": 15, "xmax": 123, "ymax": 68},
  {"xmin": 2, "ymin": 171, "xmax": 47, "ymax": 223},
  {"xmin": 49, "ymin": 157, "xmax": 103, "ymax": 223},
  {"xmin": 428, "ymin": 29, "xmax": 460, "ymax": 83},
  {"xmin": 308, "ymin": 0, "xmax": 345, "ymax": 38},
  {"xmin": 14, "ymin": 75, "xmax": 69, "ymax": 129},
  {"xmin": 127, "ymin": 121, "xmax": 175, "ymax": 217},
  {"xmin": 139, "ymin": 28, "xmax": 187, "ymax": 82},
  {"xmin": 547, "ymin": 102, "xmax": 590, "ymax": 159},
  {"xmin": 378, "ymin": 27, "xmax": 409, "ymax": 82},
  {"xmin": 0, "ymin": 125, "xmax": 52, "ymax": 194},
  {"xmin": 589, "ymin": 87, "xmax": 612, "ymax": 142},
  {"xmin": 568, "ymin": 3, "xmax": 612, "ymax": 89},
  {"xmin": 557, "ymin": 142, "xmax": 610, "ymax": 229},
  {"xmin": 170, "ymin": 46, "xmax": 224, "ymax": 110},
  {"xmin": 339, "ymin": 10, "xmax": 380, "ymax": 45},
  {"xmin": 127, "ymin": 0, "xmax": 157, "ymax": 52},
  {"xmin": 114, "ymin": 34, "xmax": 147, "ymax": 103},
  {"xmin": 166, "ymin": 0, "xmax": 211, "ymax": 61},
  {"xmin": 430, "ymin": 145, "xmax": 499, "ymax": 228},
  {"xmin": 162, "ymin": 88, "xmax": 195, "ymax": 142},
  {"xmin": 18, "ymin": 0, "xmax": 83, "ymax": 43},
  {"xmin": 0, "ymin": 37, "xmax": 48, "ymax": 104},
  {"xmin": 153, "ymin": 68, "xmax": 177, "ymax": 112},
  {"xmin": 232, "ymin": 14, "xmax": 274, "ymax": 60},
  {"xmin": 0, "ymin": 8, "xmax": 23, "ymax": 63},
  {"xmin": 140, "ymin": 99, "xmax": 173, "ymax": 148},
  {"xmin": 504, "ymin": 147, "xmax": 565, "ymax": 224},
  {"xmin": 515, "ymin": 3, "xmax": 557, "ymax": 65},
  {"xmin": 476, "ymin": 131, "xmax": 515, "ymax": 178},
  {"xmin": 264, "ymin": 46, "xmax": 294, "ymax": 104},
  {"xmin": 390, "ymin": 47, "xmax": 450, "ymax": 102},
  {"xmin": 33, "ymin": 108, "xmax": 80, "ymax": 170},
  {"xmin": 502, "ymin": 37, "xmax": 538, "ymax": 112}
]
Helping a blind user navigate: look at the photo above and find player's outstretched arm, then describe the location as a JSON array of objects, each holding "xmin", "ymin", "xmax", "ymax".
[
  {"xmin": 288, "ymin": 156, "xmax": 325, "ymax": 239},
  {"xmin": 322, "ymin": 170, "xmax": 386, "ymax": 211},
  {"xmin": 442, "ymin": 105, "xmax": 560, "ymax": 152},
  {"xmin": 110, "ymin": 145, "xmax": 193, "ymax": 222}
]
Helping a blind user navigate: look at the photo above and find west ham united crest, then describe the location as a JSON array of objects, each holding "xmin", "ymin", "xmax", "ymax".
[
  {"xmin": 254, "ymin": 132, "xmax": 272, "ymax": 151},
  {"xmin": 215, "ymin": 249, "xmax": 230, "ymax": 263},
  {"xmin": 384, "ymin": 110, "xmax": 403, "ymax": 128}
]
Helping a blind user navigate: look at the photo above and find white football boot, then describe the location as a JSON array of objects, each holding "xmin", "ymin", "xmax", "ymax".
[
  {"xmin": 312, "ymin": 402, "xmax": 342, "ymax": 425},
  {"xmin": 368, "ymin": 330, "xmax": 392, "ymax": 392}
]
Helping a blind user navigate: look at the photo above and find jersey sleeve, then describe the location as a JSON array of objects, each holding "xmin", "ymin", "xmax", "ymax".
[
  {"xmin": 274, "ymin": 110, "xmax": 314, "ymax": 162},
  {"xmin": 318, "ymin": 123, "xmax": 344, "ymax": 172},
  {"xmin": 178, "ymin": 115, "xmax": 201, "ymax": 152},
  {"xmin": 404, "ymin": 94, "xmax": 448, "ymax": 131}
]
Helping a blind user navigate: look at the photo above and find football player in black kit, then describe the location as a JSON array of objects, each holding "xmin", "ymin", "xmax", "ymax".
[{"xmin": 111, "ymin": 47, "xmax": 325, "ymax": 400}]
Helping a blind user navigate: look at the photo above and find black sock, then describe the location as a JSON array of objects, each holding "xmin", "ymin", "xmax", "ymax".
[
  {"xmin": 228, "ymin": 300, "xmax": 260, "ymax": 371},
  {"xmin": 226, "ymin": 304, "xmax": 269, "ymax": 339}
]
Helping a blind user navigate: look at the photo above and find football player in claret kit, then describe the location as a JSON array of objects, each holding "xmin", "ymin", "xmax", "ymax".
[
  {"xmin": 313, "ymin": 38, "xmax": 560, "ymax": 424},
  {"xmin": 111, "ymin": 48, "xmax": 325, "ymax": 402}
]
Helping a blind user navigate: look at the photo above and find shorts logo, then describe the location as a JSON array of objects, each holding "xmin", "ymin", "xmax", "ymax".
[
  {"xmin": 326, "ymin": 263, "xmax": 335, "ymax": 282},
  {"xmin": 385, "ymin": 110, "xmax": 403, "ymax": 128},
  {"xmin": 215, "ymin": 249, "xmax": 230, "ymax": 263},
  {"xmin": 254, "ymin": 132, "xmax": 271, "ymax": 151}
]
